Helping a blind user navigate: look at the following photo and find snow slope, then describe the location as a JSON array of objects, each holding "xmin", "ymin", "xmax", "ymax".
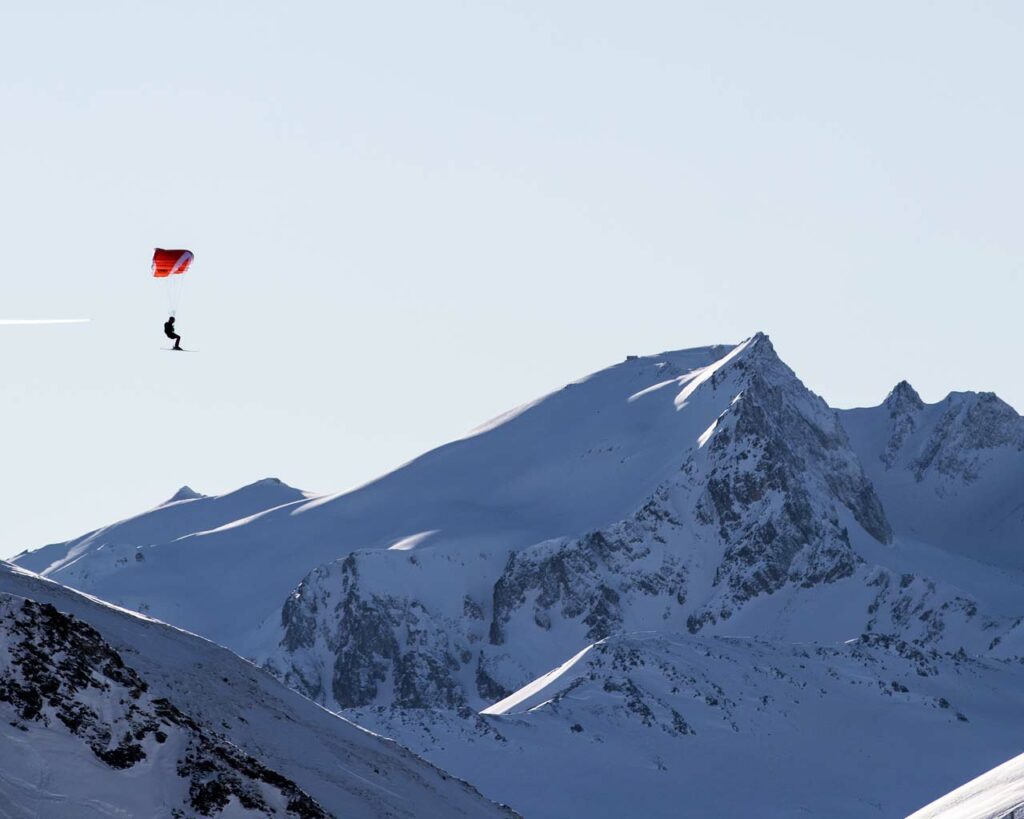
[
  {"xmin": 0, "ymin": 594, "xmax": 328, "ymax": 818},
  {"xmin": 908, "ymin": 751, "xmax": 1024, "ymax": 818},
  {"xmin": 0, "ymin": 561, "xmax": 515, "ymax": 818},
  {"xmin": 13, "ymin": 478, "xmax": 309, "ymax": 579}
]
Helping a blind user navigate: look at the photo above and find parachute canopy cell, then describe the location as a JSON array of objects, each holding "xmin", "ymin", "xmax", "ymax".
[{"xmin": 152, "ymin": 249, "xmax": 194, "ymax": 278}]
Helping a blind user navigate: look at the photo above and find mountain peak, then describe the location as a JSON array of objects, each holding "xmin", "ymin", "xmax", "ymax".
[
  {"xmin": 727, "ymin": 331, "xmax": 802, "ymax": 393},
  {"xmin": 942, "ymin": 389, "xmax": 1017, "ymax": 411},
  {"xmin": 233, "ymin": 477, "xmax": 305, "ymax": 496},
  {"xmin": 884, "ymin": 380, "xmax": 924, "ymax": 414},
  {"xmin": 251, "ymin": 477, "xmax": 286, "ymax": 488},
  {"xmin": 166, "ymin": 486, "xmax": 205, "ymax": 504}
]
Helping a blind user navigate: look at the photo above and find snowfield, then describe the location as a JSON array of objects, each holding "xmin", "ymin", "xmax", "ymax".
[{"xmin": 14, "ymin": 332, "xmax": 1024, "ymax": 817}]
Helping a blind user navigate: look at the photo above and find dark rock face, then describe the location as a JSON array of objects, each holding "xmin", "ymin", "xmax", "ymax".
[
  {"xmin": 0, "ymin": 597, "xmax": 158, "ymax": 768},
  {"xmin": 280, "ymin": 557, "xmax": 471, "ymax": 709},
  {"xmin": 167, "ymin": 701, "xmax": 326, "ymax": 818},
  {"xmin": 861, "ymin": 569, "xmax": 995, "ymax": 655},
  {"xmin": 490, "ymin": 497, "xmax": 689, "ymax": 647},
  {"xmin": 878, "ymin": 381, "xmax": 926, "ymax": 468},
  {"xmin": 686, "ymin": 342, "xmax": 889, "ymax": 627},
  {"xmin": 0, "ymin": 596, "xmax": 327, "ymax": 818},
  {"xmin": 884, "ymin": 381, "xmax": 925, "ymax": 415},
  {"xmin": 475, "ymin": 654, "xmax": 512, "ymax": 702}
]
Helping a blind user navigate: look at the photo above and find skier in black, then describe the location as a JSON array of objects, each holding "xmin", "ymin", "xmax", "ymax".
[{"xmin": 164, "ymin": 316, "xmax": 182, "ymax": 350}]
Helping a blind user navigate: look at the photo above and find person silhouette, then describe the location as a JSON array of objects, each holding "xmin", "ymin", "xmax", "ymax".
[{"xmin": 164, "ymin": 316, "xmax": 182, "ymax": 350}]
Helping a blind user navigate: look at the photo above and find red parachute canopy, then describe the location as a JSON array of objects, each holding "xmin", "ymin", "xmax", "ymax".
[{"xmin": 152, "ymin": 248, "xmax": 194, "ymax": 278}]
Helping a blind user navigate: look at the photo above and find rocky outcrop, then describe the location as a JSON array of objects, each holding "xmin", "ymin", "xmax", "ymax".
[
  {"xmin": 684, "ymin": 337, "xmax": 889, "ymax": 628},
  {"xmin": 0, "ymin": 595, "xmax": 327, "ymax": 818},
  {"xmin": 862, "ymin": 569, "xmax": 1003, "ymax": 655},
  {"xmin": 879, "ymin": 381, "xmax": 925, "ymax": 468},
  {"xmin": 491, "ymin": 495, "xmax": 689, "ymax": 647},
  {"xmin": 278, "ymin": 556, "xmax": 473, "ymax": 709}
]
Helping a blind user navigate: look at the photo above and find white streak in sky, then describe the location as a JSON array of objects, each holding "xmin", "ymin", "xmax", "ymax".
[{"xmin": 0, "ymin": 319, "xmax": 91, "ymax": 325}]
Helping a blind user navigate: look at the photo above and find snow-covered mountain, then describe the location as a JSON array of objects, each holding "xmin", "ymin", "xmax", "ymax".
[
  {"xmin": 842, "ymin": 383, "xmax": 1024, "ymax": 571},
  {"xmin": 0, "ymin": 561, "xmax": 515, "ymax": 818},
  {"xmin": 14, "ymin": 333, "xmax": 1024, "ymax": 817},
  {"xmin": 14, "ymin": 478, "xmax": 310, "ymax": 582}
]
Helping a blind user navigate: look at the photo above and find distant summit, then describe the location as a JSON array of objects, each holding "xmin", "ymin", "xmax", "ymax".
[
  {"xmin": 165, "ymin": 485, "xmax": 206, "ymax": 504},
  {"xmin": 883, "ymin": 380, "xmax": 924, "ymax": 413}
]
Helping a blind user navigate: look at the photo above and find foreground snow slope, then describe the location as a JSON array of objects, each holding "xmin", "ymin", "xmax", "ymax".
[
  {"xmin": 0, "ymin": 562, "xmax": 515, "ymax": 819},
  {"xmin": 0, "ymin": 594, "xmax": 329, "ymax": 818},
  {"xmin": 908, "ymin": 750, "xmax": 1024, "ymax": 819}
]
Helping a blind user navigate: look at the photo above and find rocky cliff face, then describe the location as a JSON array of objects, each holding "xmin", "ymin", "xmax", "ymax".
[
  {"xmin": 276, "ymin": 555, "xmax": 474, "ymax": 709},
  {"xmin": 684, "ymin": 337, "xmax": 889, "ymax": 627},
  {"xmin": 0, "ymin": 594, "xmax": 327, "ymax": 818}
]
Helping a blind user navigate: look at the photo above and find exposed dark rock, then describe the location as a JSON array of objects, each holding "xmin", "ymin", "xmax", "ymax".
[{"xmin": 0, "ymin": 596, "xmax": 327, "ymax": 818}]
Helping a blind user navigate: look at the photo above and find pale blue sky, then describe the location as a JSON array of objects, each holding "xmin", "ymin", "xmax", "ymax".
[{"xmin": 3, "ymin": 2, "xmax": 1022, "ymax": 556}]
